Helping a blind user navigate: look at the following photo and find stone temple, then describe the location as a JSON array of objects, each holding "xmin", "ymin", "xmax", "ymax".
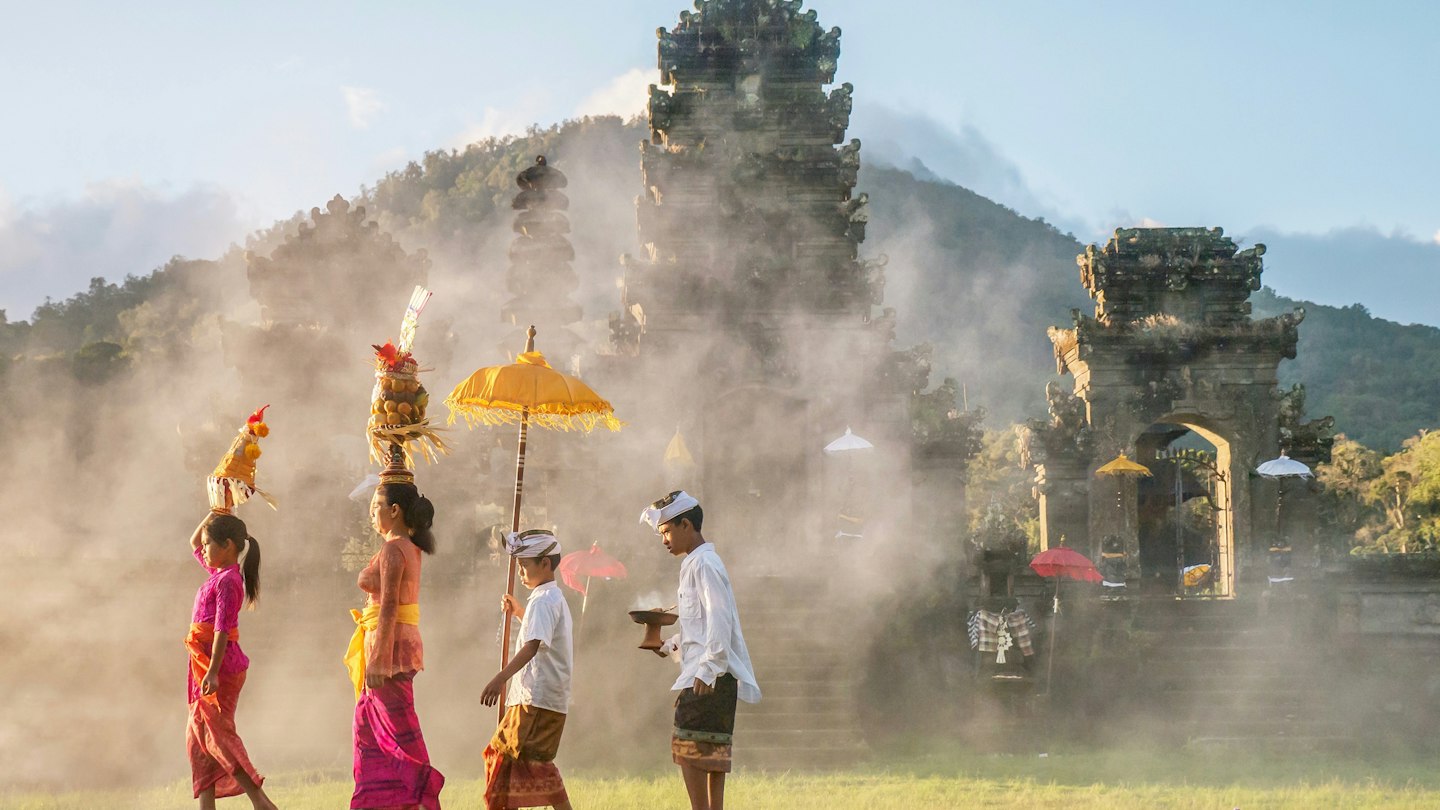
[{"xmin": 494, "ymin": 0, "xmax": 1432, "ymax": 755}]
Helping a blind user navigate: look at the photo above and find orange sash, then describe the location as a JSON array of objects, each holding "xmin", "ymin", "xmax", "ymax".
[{"xmin": 186, "ymin": 622, "xmax": 239, "ymax": 705}]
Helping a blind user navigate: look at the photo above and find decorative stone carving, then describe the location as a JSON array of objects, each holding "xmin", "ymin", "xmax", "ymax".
[
  {"xmin": 617, "ymin": 0, "xmax": 880, "ymax": 346},
  {"xmin": 1278, "ymin": 384, "xmax": 1336, "ymax": 465}
]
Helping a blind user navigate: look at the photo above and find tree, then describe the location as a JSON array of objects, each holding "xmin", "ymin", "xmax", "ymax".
[
  {"xmin": 1360, "ymin": 430, "xmax": 1440, "ymax": 553},
  {"xmin": 966, "ymin": 427, "xmax": 1040, "ymax": 553},
  {"xmin": 1315, "ymin": 434, "xmax": 1385, "ymax": 552}
]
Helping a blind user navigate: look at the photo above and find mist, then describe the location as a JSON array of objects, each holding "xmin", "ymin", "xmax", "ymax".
[{"xmin": 2, "ymin": 45, "xmax": 1427, "ymax": 807}]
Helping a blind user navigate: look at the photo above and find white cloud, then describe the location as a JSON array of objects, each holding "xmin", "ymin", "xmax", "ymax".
[
  {"xmin": 0, "ymin": 181, "xmax": 249, "ymax": 319},
  {"xmin": 341, "ymin": 86, "xmax": 385, "ymax": 129},
  {"xmin": 1135, "ymin": 217, "xmax": 1167, "ymax": 228},
  {"xmin": 1432, "ymin": 228, "xmax": 1440, "ymax": 246},
  {"xmin": 451, "ymin": 104, "xmax": 543, "ymax": 149},
  {"xmin": 573, "ymin": 67, "xmax": 650, "ymax": 120}
]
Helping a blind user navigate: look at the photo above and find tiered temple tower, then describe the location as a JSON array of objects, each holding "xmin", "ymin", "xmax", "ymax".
[
  {"xmin": 503, "ymin": 156, "xmax": 583, "ymax": 362},
  {"xmin": 614, "ymin": 0, "xmax": 880, "ymax": 363},
  {"xmin": 607, "ymin": 0, "xmax": 902, "ymax": 551}
]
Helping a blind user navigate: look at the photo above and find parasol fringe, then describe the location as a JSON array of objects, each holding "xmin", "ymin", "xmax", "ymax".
[{"xmin": 444, "ymin": 401, "xmax": 624, "ymax": 433}]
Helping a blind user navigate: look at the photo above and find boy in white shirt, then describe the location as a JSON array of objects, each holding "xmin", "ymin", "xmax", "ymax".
[
  {"xmin": 480, "ymin": 529, "xmax": 574, "ymax": 810},
  {"xmin": 641, "ymin": 490, "xmax": 761, "ymax": 810}
]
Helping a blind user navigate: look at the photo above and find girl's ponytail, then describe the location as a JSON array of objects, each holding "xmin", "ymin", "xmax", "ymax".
[
  {"xmin": 240, "ymin": 536, "xmax": 262, "ymax": 607},
  {"xmin": 206, "ymin": 512, "xmax": 262, "ymax": 607}
]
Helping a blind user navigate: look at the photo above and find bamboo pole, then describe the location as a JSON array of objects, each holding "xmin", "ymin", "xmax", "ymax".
[{"xmin": 497, "ymin": 326, "xmax": 537, "ymax": 722}]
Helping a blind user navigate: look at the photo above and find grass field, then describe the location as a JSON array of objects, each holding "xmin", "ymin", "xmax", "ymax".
[{"xmin": 6, "ymin": 745, "xmax": 1440, "ymax": 809}]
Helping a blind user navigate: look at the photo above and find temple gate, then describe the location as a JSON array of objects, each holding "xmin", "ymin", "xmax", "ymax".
[{"xmin": 1024, "ymin": 227, "xmax": 1332, "ymax": 597}]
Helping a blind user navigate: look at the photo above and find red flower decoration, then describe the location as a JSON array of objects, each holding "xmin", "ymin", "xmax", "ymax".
[{"xmin": 372, "ymin": 342, "xmax": 412, "ymax": 370}]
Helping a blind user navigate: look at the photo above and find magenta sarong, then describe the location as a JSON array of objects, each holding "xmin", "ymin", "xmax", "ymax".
[{"xmin": 352, "ymin": 674, "xmax": 444, "ymax": 810}]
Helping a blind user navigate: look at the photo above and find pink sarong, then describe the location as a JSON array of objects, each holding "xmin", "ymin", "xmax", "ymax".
[{"xmin": 352, "ymin": 674, "xmax": 444, "ymax": 810}]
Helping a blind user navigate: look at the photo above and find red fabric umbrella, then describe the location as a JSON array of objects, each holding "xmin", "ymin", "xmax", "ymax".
[
  {"xmin": 558, "ymin": 542, "xmax": 628, "ymax": 656},
  {"xmin": 557, "ymin": 542, "xmax": 627, "ymax": 596},
  {"xmin": 1029, "ymin": 545, "xmax": 1100, "ymax": 696},
  {"xmin": 1029, "ymin": 546, "xmax": 1103, "ymax": 583}
]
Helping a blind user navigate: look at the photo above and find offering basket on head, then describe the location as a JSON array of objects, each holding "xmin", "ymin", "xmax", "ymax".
[{"xmin": 629, "ymin": 609, "xmax": 678, "ymax": 650}]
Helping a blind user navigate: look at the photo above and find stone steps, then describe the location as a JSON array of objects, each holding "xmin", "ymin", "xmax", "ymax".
[
  {"xmin": 727, "ymin": 578, "xmax": 866, "ymax": 769},
  {"xmin": 1105, "ymin": 601, "xmax": 1350, "ymax": 745}
]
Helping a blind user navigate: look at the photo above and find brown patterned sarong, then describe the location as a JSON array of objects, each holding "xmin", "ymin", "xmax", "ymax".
[
  {"xmin": 483, "ymin": 704, "xmax": 569, "ymax": 810},
  {"xmin": 672, "ymin": 674, "xmax": 737, "ymax": 773}
]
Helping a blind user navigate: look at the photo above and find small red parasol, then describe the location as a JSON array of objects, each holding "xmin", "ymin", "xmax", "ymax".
[
  {"xmin": 557, "ymin": 542, "xmax": 628, "ymax": 650},
  {"xmin": 1029, "ymin": 545, "xmax": 1101, "ymax": 696},
  {"xmin": 558, "ymin": 542, "xmax": 628, "ymax": 596},
  {"xmin": 1029, "ymin": 546, "xmax": 1103, "ymax": 583}
]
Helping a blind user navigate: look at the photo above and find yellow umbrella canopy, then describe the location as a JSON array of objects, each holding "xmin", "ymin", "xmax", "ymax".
[
  {"xmin": 443, "ymin": 326, "xmax": 621, "ymax": 720},
  {"xmin": 1096, "ymin": 452, "xmax": 1153, "ymax": 477},
  {"xmin": 444, "ymin": 348, "xmax": 622, "ymax": 433}
]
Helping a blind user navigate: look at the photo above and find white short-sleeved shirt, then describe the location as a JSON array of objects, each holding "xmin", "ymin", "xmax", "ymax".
[{"xmin": 505, "ymin": 580, "xmax": 573, "ymax": 714}]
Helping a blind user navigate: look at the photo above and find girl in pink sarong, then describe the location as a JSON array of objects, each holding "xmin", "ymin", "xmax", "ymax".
[
  {"xmin": 348, "ymin": 482, "xmax": 444, "ymax": 810},
  {"xmin": 186, "ymin": 511, "xmax": 278, "ymax": 810}
]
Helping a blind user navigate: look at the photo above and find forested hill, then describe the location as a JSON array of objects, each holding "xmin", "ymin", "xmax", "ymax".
[{"xmin": 2, "ymin": 116, "xmax": 1434, "ymax": 450}]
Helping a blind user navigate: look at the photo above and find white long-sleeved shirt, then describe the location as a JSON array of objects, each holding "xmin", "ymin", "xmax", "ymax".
[{"xmin": 664, "ymin": 542, "xmax": 760, "ymax": 703}]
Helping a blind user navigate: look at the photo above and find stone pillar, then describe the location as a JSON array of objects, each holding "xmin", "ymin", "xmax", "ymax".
[{"xmin": 1036, "ymin": 460, "xmax": 1090, "ymax": 552}]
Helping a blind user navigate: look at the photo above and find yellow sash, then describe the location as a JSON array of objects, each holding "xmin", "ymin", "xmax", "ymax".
[{"xmin": 345, "ymin": 602, "xmax": 420, "ymax": 700}]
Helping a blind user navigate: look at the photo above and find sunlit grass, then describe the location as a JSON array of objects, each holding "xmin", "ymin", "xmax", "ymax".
[{"xmin": 7, "ymin": 745, "xmax": 1440, "ymax": 809}]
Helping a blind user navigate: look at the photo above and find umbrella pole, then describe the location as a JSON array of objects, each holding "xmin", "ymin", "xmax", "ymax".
[
  {"xmin": 578, "ymin": 576, "xmax": 592, "ymax": 643},
  {"xmin": 1046, "ymin": 577, "xmax": 1060, "ymax": 695},
  {"xmin": 498, "ymin": 406, "xmax": 530, "ymax": 723}
]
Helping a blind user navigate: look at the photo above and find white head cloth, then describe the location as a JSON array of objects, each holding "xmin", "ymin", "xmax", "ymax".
[
  {"xmin": 640, "ymin": 490, "xmax": 700, "ymax": 531},
  {"xmin": 506, "ymin": 529, "xmax": 560, "ymax": 558}
]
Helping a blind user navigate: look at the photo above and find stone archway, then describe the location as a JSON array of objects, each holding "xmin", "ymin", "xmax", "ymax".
[{"xmin": 1133, "ymin": 418, "xmax": 1235, "ymax": 597}]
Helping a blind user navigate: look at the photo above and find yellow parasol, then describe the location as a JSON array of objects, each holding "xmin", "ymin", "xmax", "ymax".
[
  {"xmin": 1094, "ymin": 452, "xmax": 1151, "ymax": 590},
  {"xmin": 444, "ymin": 325, "xmax": 622, "ymax": 720},
  {"xmin": 1096, "ymin": 453, "xmax": 1153, "ymax": 478}
]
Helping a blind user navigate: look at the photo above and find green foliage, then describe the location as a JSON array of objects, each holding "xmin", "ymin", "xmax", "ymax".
[
  {"xmin": 69, "ymin": 341, "xmax": 127, "ymax": 384},
  {"xmin": 1316, "ymin": 430, "xmax": 1440, "ymax": 554},
  {"xmin": 1254, "ymin": 288, "xmax": 1440, "ymax": 451},
  {"xmin": 1362, "ymin": 430, "xmax": 1440, "ymax": 553},
  {"xmin": 966, "ymin": 428, "xmax": 1040, "ymax": 552},
  {"xmin": 362, "ymin": 116, "xmax": 640, "ymax": 245}
]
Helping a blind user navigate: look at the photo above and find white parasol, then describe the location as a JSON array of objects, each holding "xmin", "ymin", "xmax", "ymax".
[
  {"xmin": 824, "ymin": 426, "xmax": 874, "ymax": 454},
  {"xmin": 1256, "ymin": 454, "xmax": 1313, "ymax": 479}
]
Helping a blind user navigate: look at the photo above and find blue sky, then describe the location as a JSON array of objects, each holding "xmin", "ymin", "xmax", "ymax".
[{"xmin": 3, "ymin": 1, "xmax": 1438, "ymax": 323}]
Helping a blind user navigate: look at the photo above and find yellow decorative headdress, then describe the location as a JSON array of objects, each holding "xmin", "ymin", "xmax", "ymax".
[
  {"xmin": 207, "ymin": 405, "xmax": 277, "ymax": 512},
  {"xmin": 367, "ymin": 287, "xmax": 448, "ymax": 480}
]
